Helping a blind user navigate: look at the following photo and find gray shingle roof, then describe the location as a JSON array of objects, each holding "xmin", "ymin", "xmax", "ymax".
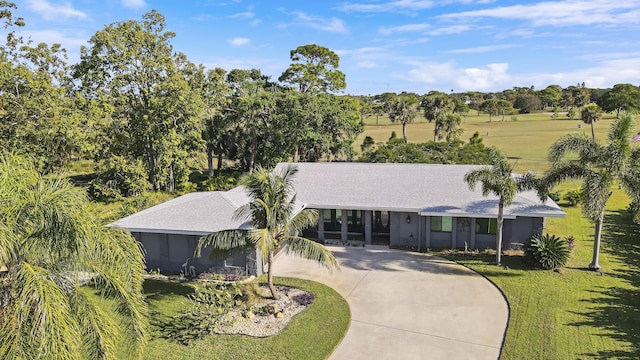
[{"xmin": 111, "ymin": 162, "xmax": 564, "ymax": 235}]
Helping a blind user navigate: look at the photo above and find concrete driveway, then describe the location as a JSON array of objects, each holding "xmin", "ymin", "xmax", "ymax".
[{"xmin": 274, "ymin": 245, "xmax": 508, "ymax": 360}]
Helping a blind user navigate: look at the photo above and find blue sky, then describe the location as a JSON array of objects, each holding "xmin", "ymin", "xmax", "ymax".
[{"xmin": 11, "ymin": 0, "xmax": 640, "ymax": 95}]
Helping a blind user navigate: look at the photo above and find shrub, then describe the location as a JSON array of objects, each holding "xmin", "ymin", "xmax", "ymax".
[
  {"xmin": 526, "ymin": 233, "xmax": 570, "ymax": 270},
  {"xmin": 292, "ymin": 293, "xmax": 315, "ymax": 306},
  {"xmin": 563, "ymin": 189, "xmax": 582, "ymax": 206},
  {"xmin": 565, "ymin": 235, "xmax": 576, "ymax": 251},
  {"xmin": 548, "ymin": 191, "xmax": 561, "ymax": 202},
  {"xmin": 88, "ymin": 156, "xmax": 150, "ymax": 200}
]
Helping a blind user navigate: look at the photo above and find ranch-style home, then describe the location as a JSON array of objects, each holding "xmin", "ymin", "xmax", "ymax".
[{"xmin": 110, "ymin": 162, "xmax": 565, "ymax": 276}]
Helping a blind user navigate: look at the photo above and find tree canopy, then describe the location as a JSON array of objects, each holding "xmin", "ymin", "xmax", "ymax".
[{"xmin": 278, "ymin": 44, "xmax": 346, "ymax": 94}]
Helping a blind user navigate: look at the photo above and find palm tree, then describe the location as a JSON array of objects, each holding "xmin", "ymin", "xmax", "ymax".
[
  {"xmin": 388, "ymin": 94, "xmax": 419, "ymax": 142},
  {"xmin": 196, "ymin": 165, "xmax": 338, "ymax": 299},
  {"xmin": 0, "ymin": 154, "xmax": 148, "ymax": 359},
  {"xmin": 464, "ymin": 149, "xmax": 541, "ymax": 265},
  {"xmin": 545, "ymin": 112, "xmax": 637, "ymax": 270},
  {"xmin": 581, "ymin": 103, "xmax": 602, "ymax": 140}
]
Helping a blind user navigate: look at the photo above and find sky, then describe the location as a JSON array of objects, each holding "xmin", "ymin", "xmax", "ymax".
[{"xmin": 10, "ymin": 0, "xmax": 640, "ymax": 95}]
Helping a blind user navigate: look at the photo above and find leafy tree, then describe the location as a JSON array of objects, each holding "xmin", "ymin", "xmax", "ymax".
[
  {"xmin": 196, "ymin": 165, "xmax": 338, "ymax": 300},
  {"xmin": 0, "ymin": 4, "xmax": 86, "ymax": 171},
  {"xmin": 514, "ymin": 93, "xmax": 542, "ymax": 114},
  {"xmin": 545, "ymin": 112, "xmax": 638, "ymax": 269},
  {"xmin": 599, "ymin": 83, "xmax": 640, "ymax": 115},
  {"xmin": 480, "ymin": 98, "xmax": 512, "ymax": 122},
  {"xmin": 0, "ymin": 154, "xmax": 148, "ymax": 359},
  {"xmin": 279, "ymin": 44, "xmax": 346, "ymax": 94},
  {"xmin": 73, "ymin": 10, "xmax": 205, "ymax": 191},
  {"xmin": 388, "ymin": 93, "xmax": 420, "ymax": 142},
  {"xmin": 538, "ymin": 85, "xmax": 562, "ymax": 109},
  {"xmin": 359, "ymin": 137, "xmax": 493, "ymax": 165},
  {"xmin": 464, "ymin": 149, "xmax": 542, "ymax": 265},
  {"xmin": 581, "ymin": 103, "xmax": 602, "ymax": 140}
]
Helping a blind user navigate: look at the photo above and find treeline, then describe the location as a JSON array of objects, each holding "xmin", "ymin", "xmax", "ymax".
[
  {"xmin": 3, "ymin": 3, "xmax": 640, "ymax": 198},
  {"xmin": 0, "ymin": 6, "xmax": 361, "ymax": 197}
]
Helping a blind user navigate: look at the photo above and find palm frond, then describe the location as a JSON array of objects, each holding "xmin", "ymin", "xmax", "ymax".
[
  {"xmin": 196, "ymin": 229, "xmax": 250, "ymax": 259},
  {"xmin": 548, "ymin": 133, "xmax": 600, "ymax": 166},
  {"xmin": 581, "ymin": 170, "xmax": 614, "ymax": 222},
  {"xmin": 287, "ymin": 208, "xmax": 319, "ymax": 236},
  {"xmin": 69, "ymin": 290, "xmax": 119, "ymax": 360},
  {"xmin": 542, "ymin": 163, "xmax": 589, "ymax": 189},
  {"xmin": 285, "ymin": 236, "xmax": 339, "ymax": 270}
]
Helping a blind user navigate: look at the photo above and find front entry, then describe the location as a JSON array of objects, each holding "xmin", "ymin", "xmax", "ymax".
[{"xmin": 372, "ymin": 211, "xmax": 390, "ymax": 245}]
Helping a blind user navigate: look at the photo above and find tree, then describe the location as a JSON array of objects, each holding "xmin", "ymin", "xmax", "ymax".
[
  {"xmin": 423, "ymin": 92, "xmax": 455, "ymax": 141},
  {"xmin": 545, "ymin": 112, "xmax": 638, "ymax": 269},
  {"xmin": 278, "ymin": 44, "xmax": 346, "ymax": 94},
  {"xmin": 464, "ymin": 149, "xmax": 541, "ymax": 265},
  {"xmin": 73, "ymin": 10, "xmax": 205, "ymax": 191},
  {"xmin": 388, "ymin": 93, "xmax": 420, "ymax": 142},
  {"xmin": 480, "ymin": 98, "xmax": 512, "ymax": 122},
  {"xmin": 0, "ymin": 154, "xmax": 148, "ymax": 359},
  {"xmin": 435, "ymin": 113, "xmax": 463, "ymax": 142},
  {"xmin": 581, "ymin": 103, "xmax": 602, "ymax": 140},
  {"xmin": 538, "ymin": 85, "xmax": 562, "ymax": 109},
  {"xmin": 599, "ymin": 83, "xmax": 640, "ymax": 116},
  {"xmin": 514, "ymin": 93, "xmax": 542, "ymax": 114},
  {"xmin": 196, "ymin": 165, "xmax": 338, "ymax": 299}
]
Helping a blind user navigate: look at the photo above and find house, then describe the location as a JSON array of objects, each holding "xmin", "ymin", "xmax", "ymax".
[{"xmin": 110, "ymin": 162, "xmax": 565, "ymax": 275}]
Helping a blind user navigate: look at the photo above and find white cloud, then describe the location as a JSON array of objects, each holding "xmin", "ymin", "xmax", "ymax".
[
  {"xmin": 230, "ymin": 11, "xmax": 255, "ymax": 19},
  {"xmin": 25, "ymin": 0, "xmax": 88, "ymax": 20},
  {"xmin": 447, "ymin": 44, "xmax": 519, "ymax": 54},
  {"xmin": 356, "ymin": 61, "xmax": 378, "ymax": 68},
  {"xmin": 339, "ymin": 0, "xmax": 437, "ymax": 12},
  {"xmin": 121, "ymin": 0, "xmax": 146, "ymax": 9},
  {"xmin": 228, "ymin": 37, "xmax": 250, "ymax": 47},
  {"xmin": 439, "ymin": 0, "xmax": 640, "ymax": 27},
  {"xmin": 402, "ymin": 60, "xmax": 511, "ymax": 91},
  {"xmin": 379, "ymin": 23, "xmax": 430, "ymax": 35},
  {"xmin": 427, "ymin": 25, "xmax": 472, "ymax": 35},
  {"xmin": 284, "ymin": 11, "xmax": 348, "ymax": 33}
]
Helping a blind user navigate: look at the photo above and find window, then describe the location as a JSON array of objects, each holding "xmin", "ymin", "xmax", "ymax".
[
  {"xmin": 323, "ymin": 209, "xmax": 342, "ymax": 231},
  {"xmin": 431, "ymin": 216, "xmax": 453, "ymax": 232},
  {"xmin": 476, "ymin": 218, "xmax": 497, "ymax": 234},
  {"xmin": 347, "ymin": 210, "xmax": 363, "ymax": 233}
]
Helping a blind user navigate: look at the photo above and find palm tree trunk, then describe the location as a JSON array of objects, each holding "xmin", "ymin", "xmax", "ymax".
[
  {"xmin": 495, "ymin": 202, "xmax": 504, "ymax": 266},
  {"xmin": 589, "ymin": 210, "xmax": 605, "ymax": 270},
  {"xmin": 267, "ymin": 251, "xmax": 279, "ymax": 300},
  {"xmin": 590, "ymin": 121, "xmax": 595, "ymax": 141},
  {"xmin": 402, "ymin": 123, "xmax": 407, "ymax": 142}
]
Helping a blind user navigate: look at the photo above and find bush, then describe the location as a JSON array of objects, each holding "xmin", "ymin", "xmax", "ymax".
[
  {"xmin": 563, "ymin": 189, "xmax": 582, "ymax": 206},
  {"xmin": 88, "ymin": 156, "xmax": 150, "ymax": 201},
  {"xmin": 526, "ymin": 233, "xmax": 571, "ymax": 270},
  {"xmin": 548, "ymin": 191, "xmax": 561, "ymax": 202},
  {"xmin": 565, "ymin": 236, "xmax": 576, "ymax": 251}
]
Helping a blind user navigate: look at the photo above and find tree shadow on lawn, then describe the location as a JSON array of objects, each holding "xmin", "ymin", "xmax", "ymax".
[
  {"xmin": 568, "ymin": 210, "xmax": 640, "ymax": 359},
  {"xmin": 144, "ymin": 278, "xmax": 195, "ymax": 301},
  {"xmin": 439, "ymin": 253, "xmax": 528, "ymax": 278}
]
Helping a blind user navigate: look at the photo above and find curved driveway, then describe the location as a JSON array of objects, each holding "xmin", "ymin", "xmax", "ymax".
[{"xmin": 274, "ymin": 245, "xmax": 508, "ymax": 360}]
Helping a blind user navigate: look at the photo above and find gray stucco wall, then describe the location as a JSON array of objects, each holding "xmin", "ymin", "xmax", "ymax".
[
  {"xmin": 390, "ymin": 212, "xmax": 419, "ymax": 247},
  {"xmin": 134, "ymin": 232, "xmax": 263, "ymax": 276}
]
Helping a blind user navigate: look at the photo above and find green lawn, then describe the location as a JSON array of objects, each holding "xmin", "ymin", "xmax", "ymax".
[
  {"xmin": 404, "ymin": 112, "xmax": 640, "ymax": 359},
  {"xmin": 142, "ymin": 277, "xmax": 350, "ymax": 360},
  {"xmin": 359, "ymin": 112, "xmax": 620, "ymax": 173}
]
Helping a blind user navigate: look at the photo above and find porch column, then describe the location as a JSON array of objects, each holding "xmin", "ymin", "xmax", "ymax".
[
  {"xmin": 470, "ymin": 217, "xmax": 476, "ymax": 249},
  {"xmin": 451, "ymin": 217, "xmax": 458, "ymax": 249},
  {"xmin": 341, "ymin": 210, "xmax": 348, "ymax": 243},
  {"xmin": 317, "ymin": 209, "xmax": 325, "ymax": 242},
  {"xmin": 425, "ymin": 217, "xmax": 431, "ymax": 249},
  {"xmin": 364, "ymin": 210, "xmax": 372, "ymax": 245}
]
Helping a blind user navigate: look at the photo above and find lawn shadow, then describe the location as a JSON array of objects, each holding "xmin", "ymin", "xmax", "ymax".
[
  {"xmin": 144, "ymin": 278, "xmax": 195, "ymax": 301},
  {"xmin": 567, "ymin": 210, "xmax": 640, "ymax": 359}
]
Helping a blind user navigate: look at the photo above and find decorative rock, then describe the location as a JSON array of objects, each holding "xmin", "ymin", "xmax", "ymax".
[
  {"xmin": 245, "ymin": 311, "xmax": 255, "ymax": 319},
  {"xmin": 274, "ymin": 312, "xmax": 284, "ymax": 319}
]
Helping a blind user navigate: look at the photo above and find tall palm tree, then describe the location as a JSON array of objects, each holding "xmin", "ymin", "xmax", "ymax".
[
  {"xmin": 0, "ymin": 154, "xmax": 148, "ymax": 360},
  {"xmin": 546, "ymin": 112, "xmax": 637, "ymax": 270},
  {"xmin": 581, "ymin": 103, "xmax": 602, "ymax": 140},
  {"xmin": 464, "ymin": 149, "xmax": 542, "ymax": 265},
  {"xmin": 388, "ymin": 94, "xmax": 419, "ymax": 142},
  {"xmin": 196, "ymin": 165, "xmax": 338, "ymax": 300}
]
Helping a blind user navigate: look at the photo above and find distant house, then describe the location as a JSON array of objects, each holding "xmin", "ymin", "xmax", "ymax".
[{"xmin": 110, "ymin": 162, "xmax": 565, "ymax": 275}]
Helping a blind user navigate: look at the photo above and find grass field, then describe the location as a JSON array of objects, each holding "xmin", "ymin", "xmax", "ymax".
[
  {"xmin": 358, "ymin": 112, "xmax": 620, "ymax": 173},
  {"xmin": 396, "ymin": 112, "xmax": 640, "ymax": 358}
]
